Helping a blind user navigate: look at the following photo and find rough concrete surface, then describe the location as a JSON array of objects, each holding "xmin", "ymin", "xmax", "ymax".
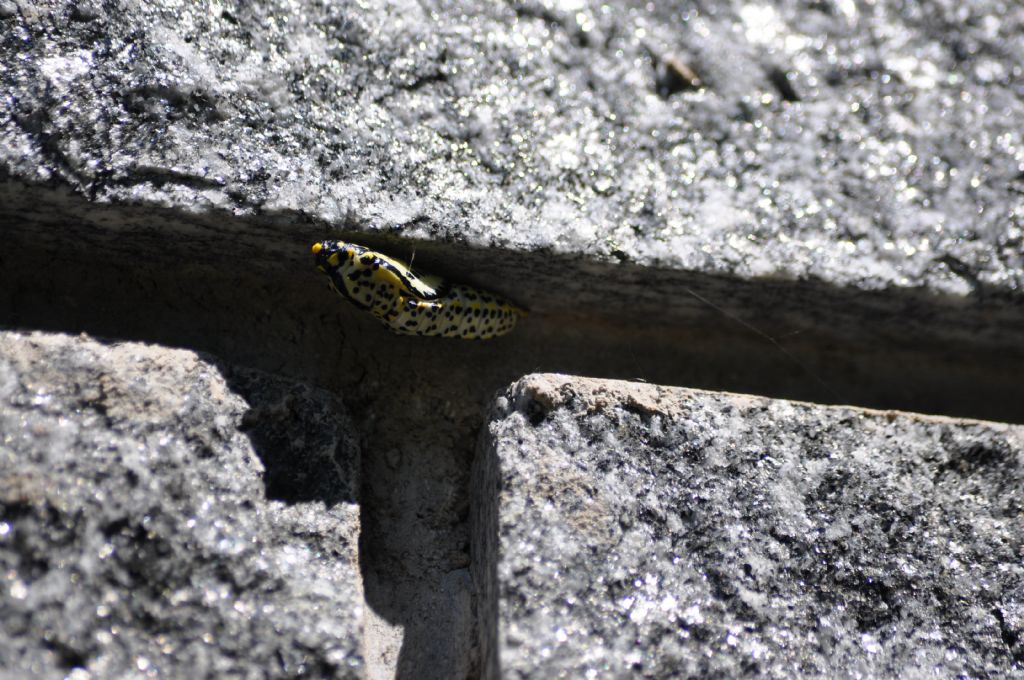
[
  {"xmin": 0, "ymin": 330, "xmax": 363, "ymax": 678},
  {"xmin": 474, "ymin": 374, "xmax": 1024, "ymax": 678},
  {"xmin": 1, "ymin": 0, "xmax": 1023, "ymax": 352}
]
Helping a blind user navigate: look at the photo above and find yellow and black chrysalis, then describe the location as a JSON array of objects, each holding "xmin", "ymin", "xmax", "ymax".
[{"xmin": 312, "ymin": 241, "xmax": 527, "ymax": 339}]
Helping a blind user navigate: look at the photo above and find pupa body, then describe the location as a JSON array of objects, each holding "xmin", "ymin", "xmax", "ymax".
[{"xmin": 312, "ymin": 241, "xmax": 526, "ymax": 339}]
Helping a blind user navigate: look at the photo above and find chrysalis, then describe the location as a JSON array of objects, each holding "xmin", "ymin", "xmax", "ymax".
[{"xmin": 312, "ymin": 241, "xmax": 527, "ymax": 339}]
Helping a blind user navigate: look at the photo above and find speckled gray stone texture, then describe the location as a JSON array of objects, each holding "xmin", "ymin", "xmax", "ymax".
[
  {"xmin": 0, "ymin": 331, "xmax": 364, "ymax": 678},
  {"xmin": 473, "ymin": 374, "xmax": 1024, "ymax": 678},
  {"xmin": 1, "ymin": 0, "xmax": 1022, "ymax": 295}
]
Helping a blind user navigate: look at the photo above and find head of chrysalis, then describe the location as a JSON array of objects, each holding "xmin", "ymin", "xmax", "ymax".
[{"xmin": 311, "ymin": 240, "xmax": 351, "ymax": 273}]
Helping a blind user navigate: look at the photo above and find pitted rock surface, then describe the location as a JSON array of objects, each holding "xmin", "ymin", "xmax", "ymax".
[
  {"xmin": 2, "ymin": 0, "xmax": 1022, "ymax": 296},
  {"xmin": 474, "ymin": 374, "xmax": 1024, "ymax": 678},
  {"xmin": 0, "ymin": 330, "xmax": 363, "ymax": 678}
]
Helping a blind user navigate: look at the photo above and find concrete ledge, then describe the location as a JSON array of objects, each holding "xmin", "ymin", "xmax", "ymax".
[
  {"xmin": 474, "ymin": 374, "xmax": 1024, "ymax": 677},
  {"xmin": 0, "ymin": 331, "xmax": 364, "ymax": 678}
]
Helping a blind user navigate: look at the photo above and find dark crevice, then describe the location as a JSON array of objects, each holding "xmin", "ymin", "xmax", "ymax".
[
  {"xmin": 43, "ymin": 638, "xmax": 89, "ymax": 671},
  {"xmin": 766, "ymin": 66, "xmax": 801, "ymax": 102},
  {"xmin": 101, "ymin": 166, "xmax": 229, "ymax": 191},
  {"xmin": 992, "ymin": 607, "xmax": 1024, "ymax": 663}
]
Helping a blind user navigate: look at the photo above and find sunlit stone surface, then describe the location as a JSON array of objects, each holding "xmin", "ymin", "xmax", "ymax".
[
  {"xmin": 474, "ymin": 374, "xmax": 1024, "ymax": 678},
  {"xmin": 0, "ymin": 331, "xmax": 364, "ymax": 678},
  {"xmin": 2, "ymin": 0, "xmax": 1022, "ymax": 295}
]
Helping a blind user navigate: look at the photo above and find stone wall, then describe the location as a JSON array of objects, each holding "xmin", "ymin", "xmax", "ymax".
[{"xmin": 2, "ymin": 1, "xmax": 1022, "ymax": 677}]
